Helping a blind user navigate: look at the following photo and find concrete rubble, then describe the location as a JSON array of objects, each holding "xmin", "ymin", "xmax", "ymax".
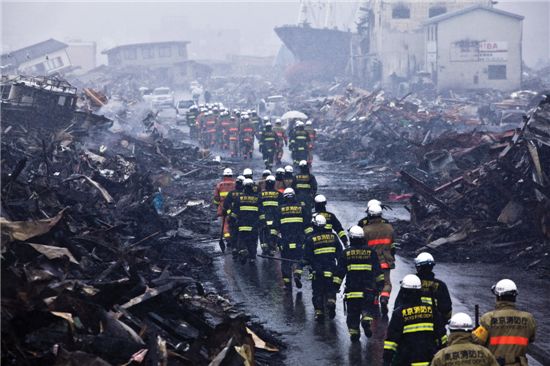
[{"xmin": 1, "ymin": 75, "xmax": 283, "ymax": 365}]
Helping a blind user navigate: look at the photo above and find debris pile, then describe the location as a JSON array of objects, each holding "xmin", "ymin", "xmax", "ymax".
[
  {"xmin": 1, "ymin": 76, "xmax": 282, "ymax": 365},
  {"xmin": 396, "ymin": 94, "xmax": 550, "ymax": 274}
]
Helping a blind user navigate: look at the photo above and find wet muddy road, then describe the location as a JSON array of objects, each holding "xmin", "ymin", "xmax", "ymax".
[{"xmin": 195, "ymin": 142, "xmax": 547, "ymax": 365}]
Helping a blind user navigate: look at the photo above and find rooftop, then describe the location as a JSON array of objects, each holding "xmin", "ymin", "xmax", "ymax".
[
  {"xmin": 1, "ymin": 39, "xmax": 68, "ymax": 67},
  {"xmin": 102, "ymin": 41, "xmax": 190, "ymax": 55},
  {"xmin": 424, "ymin": 4, "xmax": 524, "ymax": 25}
]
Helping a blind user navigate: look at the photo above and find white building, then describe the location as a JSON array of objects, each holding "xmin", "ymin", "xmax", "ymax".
[
  {"xmin": 424, "ymin": 5, "xmax": 523, "ymax": 91},
  {"xmin": 66, "ymin": 41, "xmax": 97, "ymax": 74},
  {"xmin": 354, "ymin": 0, "xmax": 492, "ymax": 90},
  {"xmin": 1, "ymin": 39, "xmax": 72, "ymax": 75},
  {"xmin": 102, "ymin": 41, "xmax": 189, "ymax": 69}
]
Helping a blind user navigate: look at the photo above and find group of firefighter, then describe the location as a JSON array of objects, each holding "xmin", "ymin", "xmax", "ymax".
[
  {"xmin": 185, "ymin": 103, "xmax": 316, "ymax": 169},
  {"xmin": 213, "ymin": 166, "xmax": 536, "ymax": 366}
]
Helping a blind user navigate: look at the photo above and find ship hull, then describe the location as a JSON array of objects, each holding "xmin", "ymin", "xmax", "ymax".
[{"xmin": 275, "ymin": 25, "xmax": 352, "ymax": 79}]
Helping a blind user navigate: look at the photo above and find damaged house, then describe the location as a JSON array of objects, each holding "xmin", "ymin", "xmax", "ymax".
[{"xmin": 1, "ymin": 38, "xmax": 73, "ymax": 76}]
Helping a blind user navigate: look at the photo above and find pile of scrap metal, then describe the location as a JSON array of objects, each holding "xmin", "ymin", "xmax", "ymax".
[
  {"xmin": 1, "ymin": 78, "xmax": 282, "ymax": 365},
  {"xmin": 397, "ymin": 93, "xmax": 550, "ymax": 274}
]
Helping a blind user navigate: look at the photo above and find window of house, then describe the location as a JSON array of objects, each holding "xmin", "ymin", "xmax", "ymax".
[
  {"xmin": 124, "ymin": 48, "xmax": 137, "ymax": 60},
  {"xmin": 392, "ymin": 4, "xmax": 410, "ymax": 19},
  {"xmin": 488, "ymin": 65, "xmax": 507, "ymax": 80},
  {"xmin": 429, "ymin": 6, "xmax": 447, "ymax": 18},
  {"xmin": 178, "ymin": 45, "xmax": 187, "ymax": 57},
  {"xmin": 159, "ymin": 46, "xmax": 172, "ymax": 58},
  {"xmin": 142, "ymin": 47, "xmax": 155, "ymax": 59}
]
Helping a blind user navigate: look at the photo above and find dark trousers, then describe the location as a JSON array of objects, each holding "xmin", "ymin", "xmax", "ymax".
[
  {"xmin": 312, "ymin": 272, "xmax": 337, "ymax": 314},
  {"xmin": 280, "ymin": 239, "xmax": 303, "ymax": 285},
  {"xmin": 346, "ymin": 291, "xmax": 377, "ymax": 337},
  {"xmin": 237, "ymin": 229, "xmax": 258, "ymax": 259}
]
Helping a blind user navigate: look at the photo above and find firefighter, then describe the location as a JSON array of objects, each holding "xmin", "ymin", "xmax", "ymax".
[
  {"xmin": 273, "ymin": 118, "xmax": 287, "ymax": 165},
  {"xmin": 336, "ymin": 226, "xmax": 384, "ymax": 341},
  {"xmin": 259, "ymin": 175, "xmax": 282, "ymax": 255},
  {"xmin": 273, "ymin": 188, "xmax": 308, "ymax": 289},
  {"xmin": 228, "ymin": 116, "xmax": 239, "ymax": 157},
  {"xmin": 204, "ymin": 110, "xmax": 217, "ymax": 148},
  {"xmin": 357, "ymin": 199, "xmax": 388, "ymax": 227},
  {"xmin": 395, "ymin": 252, "xmax": 452, "ymax": 327},
  {"xmin": 313, "ymin": 194, "xmax": 348, "ymax": 247},
  {"xmin": 472, "ymin": 279, "xmax": 536, "ymax": 366},
  {"xmin": 259, "ymin": 122, "xmax": 280, "ymax": 170},
  {"xmin": 303, "ymin": 214, "xmax": 343, "ymax": 320},
  {"xmin": 213, "ymin": 168, "xmax": 236, "ymax": 247},
  {"xmin": 289, "ymin": 121, "xmax": 310, "ymax": 166},
  {"xmin": 275, "ymin": 167, "xmax": 286, "ymax": 193},
  {"xmin": 197, "ymin": 108, "xmax": 207, "ymax": 146},
  {"xmin": 383, "ymin": 274, "xmax": 446, "ymax": 366},
  {"xmin": 224, "ymin": 175, "xmax": 245, "ymax": 251},
  {"xmin": 219, "ymin": 110, "xmax": 232, "ymax": 150},
  {"xmin": 242, "ymin": 168, "xmax": 260, "ymax": 193},
  {"xmin": 361, "ymin": 201, "xmax": 395, "ymax": 316},
  {"xmin": 283, "ymin": 165, "xmax": 294, "ymax": 189},
  {"xmin": 250, "ymin": 110, "xmax": 261, "ymax": 134},
  {"xmin": 186, "ymin": 105, "xmax": 199, "ymax": 139},
  {"xmin": 304, "ymin": 120, "xmax": 316, "ymax": 166},
  {"xmin": 292, "ymin": 160, "xmax": 317, "ymax": 216},
  {"xmin": 257, "ymin": 169, "xmax": 271, "ymax": 192},
  {"xmin": 231, "ymin": 178, "xmax": 262, "ymax": 264},
  {"xmin": 239, "ymin": 114, "xmax": 255, "ymax": 159},
  {"xmin": 432, "ymin": 313, "xmax": 499, "ymax": 366}
]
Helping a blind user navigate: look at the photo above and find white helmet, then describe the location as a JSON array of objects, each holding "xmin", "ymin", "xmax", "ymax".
[
  {"xmin": 263, "ymin": 116, "xmax": 270, "ymax": 121},
  {"xmin": 223, "ymin": 168, "xmax": 233, "ymax": 176},
  {"xmin": 275, "ymin": 118, "xmax": 282, "ymax": 124},
  {"xmin": 314, "ymin": 194, "xmax": 327, "ymax": 204},
  {"xmin": 306, "ymin": 120, "xmax": 312, "ymax": 125},
  {"xmin": 262, "ymin": 169, "xmax": 271, "ymax": 176},
  {"xmin": 367, "ymin": 199, "xmax": 381, "ymax": 208},
  {"xmin": 401, "ymin": 274, "xmax": 422, "ymax": 290},
  {"xmin": 284, "ymin": 165, "xmax": 293, "ymax": 173},
  {"xmin": 266, "ymin": 175, "xmax": 276, "ymax": 182},
  {"xmin": 448, "ymin": 313, "xmax": 474, "ymax": 331},
  {"xmin": 283, "ymin": 188, "xmax": 295, "ymax": 197},
  {"xmin": 243, "ymin": 178, "xmax": 254, "ymax": 187},
  {"xmin": 295, "ymin": 121, "xmax": 304, "ymax": 127},
  {"xmin": 236, "ymin": 175, "xmax": 245, "ymax": 182},
  {"xmin": 348, "ymin": 225, "xmax": 364, "ymax": 239},
  {"xmin": 265, "ymin": 122, "xmax": 272, "ymax": 127},
  {"xmin": 492, "ymin": 279, "xmax": 518, "ymax": 296},
  {"xmin": 243, "ymin": 168, "xmax": 253, "ymax": 177},
  {"xmin": 367, "ymin": 203, "xmax": 383, "ymax": 216},
  {"xmin": 299, "ymin": 160, "xmax": 308, "ymax": 167},
  {"xmin": 415, "ymin": 252, "xmax": 435, "ymax": 267},
  {"xmin": 276, "ymin": 167, "xmax": 285, "ymax": 174},
  {"xmin": 313, "ymin": 214, "xmax": 327, "ymax": 227}
]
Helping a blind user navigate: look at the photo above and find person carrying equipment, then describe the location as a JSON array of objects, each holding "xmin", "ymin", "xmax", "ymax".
[
  {"xmin": 432, "ymin": 313, "xmax": 499, "ymax": 366},
  {"xmin": 313, "ymin": 194, "xmax": 348, "ymax": 247},
  {"xmin": 336, "ymin": 225, "xmax": 384, "ymax": 341},
  {"xmin": 472, "ymin": 279, "xmax": 536, "ymax": 366},
  {"xmin": 273, "ymin": 188, "xmax": 308, "ymax": 289},
  {"xmin": 361, "ymin": 201, "xmax": 395, "ymax": 316},
  {"xmin": 303, "ymin": 214, "xmax": 343, "ymax": 320},
  {"xmin": 230, "ymin": 178, "xmax": 262, "ymax": 264},
  {"xmin": 383, "ymin": 274, "xmax": 446, "ymax": 366},
  {"xmin": 259, "ymin": 175, "xmax": 282, "ymax": 255}
]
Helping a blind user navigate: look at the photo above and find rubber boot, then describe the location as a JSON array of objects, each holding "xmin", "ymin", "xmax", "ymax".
[
  {"xmin": 314, "ymin": 309, "xmax": 324, "ymax": 321},
  {"xmin": 327, "ymin": 300, "xmax": 336, "ymax": 319},
  {"xmin": 380, "ymin": 296, "xmax": 389, "ymax": 317},
  {"xmin": 361, "ymin": 320, "xmax": 373, "ymax": 338},
  {"xmin": 349, "ymin": 329, "xmax": 360, "ymax": 342}
]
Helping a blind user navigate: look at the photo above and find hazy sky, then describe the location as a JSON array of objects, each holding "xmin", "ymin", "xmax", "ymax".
[{"xmin": 1, "ymin": 0, "xmax": 549, "ymax": 67}]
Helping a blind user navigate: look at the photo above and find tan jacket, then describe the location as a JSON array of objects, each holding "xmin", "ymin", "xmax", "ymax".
[
  {"xmin": 362, "ymin": 217, "xmax": 395, "ymax": 269},
  {"xmin": 473, "ymin": 301, "xmax": 536, "ymax": 366},
  {"xmin": 432, "ymin": 332, "xmax": 499, "ymax": 366}
]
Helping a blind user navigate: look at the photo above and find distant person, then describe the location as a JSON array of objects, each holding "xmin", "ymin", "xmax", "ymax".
[{"xmin": 204, "ymin": 90, "xmax": 211, "ymax": 104}]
